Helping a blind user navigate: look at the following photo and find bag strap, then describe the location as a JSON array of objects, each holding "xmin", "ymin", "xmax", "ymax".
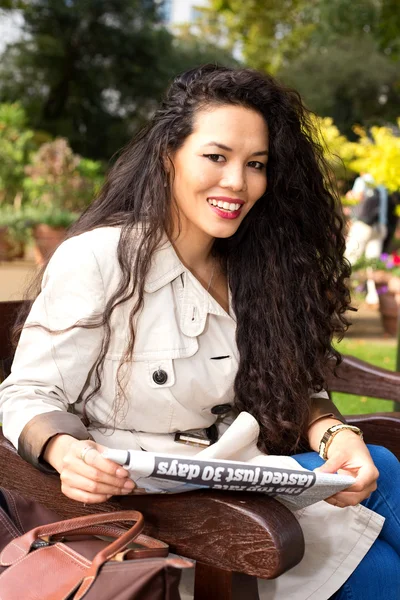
[
  {"xmin": 72, "ymin": 525, "xmax": 170, "ymax": 600},
  {"xmin": 113, "ymin": 534, "xmax": 169, "ymax": 561},
  {"xmin": 1, "ymin": 510, "xmax": 144, "ymax": 566}
]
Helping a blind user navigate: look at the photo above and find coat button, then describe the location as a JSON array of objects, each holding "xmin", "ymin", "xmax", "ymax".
[
  {"xmin": 211, "ymin": 404, "xmax": 232, "ymax": 415},
  {"xmin": 152, "ymin": 369, "xmax": 168, "ymax": 385}
]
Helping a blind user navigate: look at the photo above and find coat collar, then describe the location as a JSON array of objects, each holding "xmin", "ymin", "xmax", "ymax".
[
  {"xmin": 144, "ymin": 233, "xmax": 235, "ymax": 335},
  {"xmin": 144, "ymin": 237, "xmax": 185, "ymax": 293}
]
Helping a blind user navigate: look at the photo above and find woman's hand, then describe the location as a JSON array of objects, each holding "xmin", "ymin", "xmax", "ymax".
[
  {"xmin": 44, "ymin": 435, "xmax": 136, "ymax": 504},
  {"xmin": 314, "ymin": 430, "xmax": 379, "ymax": 508}
]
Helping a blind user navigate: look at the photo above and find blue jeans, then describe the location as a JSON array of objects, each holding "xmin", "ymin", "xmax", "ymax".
[{"xmin": 294, "ymin": 446, "xmax": 400, "ymax": 600}]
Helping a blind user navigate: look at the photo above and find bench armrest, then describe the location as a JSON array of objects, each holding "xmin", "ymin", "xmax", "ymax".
[
  {"xmin": 0, "ymin": 431, "xmax": 304, "ymax": 579},
  {"xmin": 327, "ymin": 354, "xmax": 400, "ymax": 402}
]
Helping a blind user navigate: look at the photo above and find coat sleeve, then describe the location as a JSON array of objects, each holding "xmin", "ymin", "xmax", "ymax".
[
  {"xmin": 308, "ymin": 389, "xmax": 345, "ymax": 427},
  {"xmin": 0, "ymin": 234, "xmax": 106, "ymax": 470}
]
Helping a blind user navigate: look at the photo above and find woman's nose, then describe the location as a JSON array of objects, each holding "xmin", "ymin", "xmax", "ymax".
[{"xmin": 220, "ymin": 166, "xmax": 247, "ymax": 192}]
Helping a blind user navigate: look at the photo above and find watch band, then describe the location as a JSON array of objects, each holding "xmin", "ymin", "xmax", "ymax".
[{"xmin": 319, "ymin": 424, "xmax": 363, "ymax": 460}]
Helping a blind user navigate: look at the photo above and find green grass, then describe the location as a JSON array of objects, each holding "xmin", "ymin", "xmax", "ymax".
[{"xmin": 332, "ymin": 337, "xmax": 397, "ymax": 414}]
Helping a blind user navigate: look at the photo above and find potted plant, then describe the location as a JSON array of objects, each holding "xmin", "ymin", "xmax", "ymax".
[
  {"xmin": 0, "ymin": 103, "xmax": 41, "ymax": 260},
  {"xmin": 23, "ymin": 138, "xmax": 103, "ymax": 264},
  {"xmin": 352, "ymin": 254, "xmax": 400, "ymax": 336}
]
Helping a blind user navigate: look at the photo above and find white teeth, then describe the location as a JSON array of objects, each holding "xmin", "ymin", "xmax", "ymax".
[{"xmin": 207, "ymin": 199, "xmax": 242, "ymax": 212}]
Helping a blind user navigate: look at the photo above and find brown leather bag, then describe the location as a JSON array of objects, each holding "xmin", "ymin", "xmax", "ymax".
[{"xmin": 0, "ymin": 487, "xmax": 192, "ymax": 599}]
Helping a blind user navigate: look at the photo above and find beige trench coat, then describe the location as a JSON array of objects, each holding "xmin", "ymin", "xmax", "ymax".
[{"xmin": 0, "ymin": 227, "xmax": 383, "ymax": 599}]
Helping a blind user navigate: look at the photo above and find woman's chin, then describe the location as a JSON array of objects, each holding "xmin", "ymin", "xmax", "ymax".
[{"xmin": 201, "ymin": 218, "xmax": 243, "ymax": 240}]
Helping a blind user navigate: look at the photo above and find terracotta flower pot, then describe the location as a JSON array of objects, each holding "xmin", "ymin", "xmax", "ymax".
[
  {"xmin": 378, "ymin": 291, "xmax": 400, "ymax": 336},
  {"xmin": 32, "ymin": 224, "xmax": 67, "ymax": 265}
]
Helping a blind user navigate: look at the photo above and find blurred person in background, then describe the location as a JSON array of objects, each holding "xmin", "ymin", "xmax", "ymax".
[{"xmin": 345, "ymin": 172, "xmax": 388, "ymax": 265}]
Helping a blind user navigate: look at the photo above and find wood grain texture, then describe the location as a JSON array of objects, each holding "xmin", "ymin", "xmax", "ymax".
[
  {"xmin": 0, "ymin": 433, "xmax": 304, "ymax": 579},
  {"xmin": 326, "ymin": 355, "xmax": 400, "ymax": 401}
]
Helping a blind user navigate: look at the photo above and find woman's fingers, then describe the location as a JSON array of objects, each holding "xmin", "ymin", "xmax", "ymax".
[
  {"xmin": 344, "ymin": 465, "xmax": 379, "ymax": 493},
  {"xmin": 66, "ymin": 452, "xmax": 131, "ymax": 482},
  {"xmin": 59, "ymin": 440, "xmax": 135, "ymax": 503},
  {"xmin": 315, "ymin": 441, "xmax": 379, "ymax": 508},
  {"xmin": 60, "ymin": 470, "xmax": 134, "ymax": 498},
  {"xmin": 60, "ymin": 484, "xmax": 113, "ymax": 505},
  {"xmin": 315, "ymin": 453, "xmax": 346, "ymax": 474},
  {"xmin": 325, "ymin": 483, "xmax": 376, "ymax": 507},
  {"xmin": 78, "ymin": 444, "xmax": 130, "ymax": 478},
  {"xmin": 64, "ymin": 440, "xmax": 130, "ymax": 480},
  {"xmin": 67, "ymin": 457, "xmax": 134, "ymax": 489}
]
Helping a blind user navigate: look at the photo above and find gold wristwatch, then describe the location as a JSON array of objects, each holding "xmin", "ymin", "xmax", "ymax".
[{"xmin": 319, "ymin": 424, "xmax": 363, "ymax": 460}]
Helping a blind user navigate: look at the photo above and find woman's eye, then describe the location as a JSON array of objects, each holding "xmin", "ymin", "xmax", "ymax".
[
  {"xmin": 203, "ymin": 154, "xmax": 225, "ymax": 163},
  {"xmin": 248, "ymin": 161, "xmax": 265, "ymax": 170}
]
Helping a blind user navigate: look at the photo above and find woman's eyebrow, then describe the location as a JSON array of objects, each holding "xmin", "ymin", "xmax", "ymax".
[{"xmin": 201, "ymin": 142, "xmax": 268, "ymax": 156}]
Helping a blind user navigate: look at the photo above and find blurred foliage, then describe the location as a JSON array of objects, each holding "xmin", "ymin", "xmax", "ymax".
[
  {"xmin": 23, "ymin": 138, "xmax": 103, "ymax": 212},
  {"xmin": 352, "ymin": 254, "xmax": 400, "ymax": 278},
  {"xmin": 280, "ymin": 36, "xmax": 399, "ymax": 139},
  {"xmin": 0, "ymin": 0, "xmax": 237, "ymax": 160},
  {"xmin": 23, "ymin": 206, "xmax": 79, "ymax": 229},
  {"xmin": 0, "ymin": 103, "xmax": 37, "ymax": 206},
  {"xmin": 207, "ymin": 0, "xmax": 312, "ymax": 73},
  {"xmin": 208, "ymin": 0, "xmax": 400, "ymax": 137},
  {"xmin": 209, "ymin": 0, "xmax": 400, "ymax": 71},
  {"xmin": 172, "ymin": 28, "xmax": 238, "ymax": 70},
  {"xmin": 0, "ymin": 105, "xmax": 104, "ymax": 242},
  {"xmin": 312, "ymin": 0, "xmax": 400, "ymax": 59},
  {"xmin": 348, "ymin": 121, "xmax": 400, "ymax": 193},
  {"xmin": 312, "ymin": 115, "xmax": 400, "ymax": 205},
  {"xmin": 312, "ymin": 116, "xmax": 358, "ymax": 180},
  {"xmin": 0, "ymin": 205, "xmax": 28, "ymax": 242}
]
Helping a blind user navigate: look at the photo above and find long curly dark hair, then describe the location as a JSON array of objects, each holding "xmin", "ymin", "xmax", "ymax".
[{"xmin": 19, "ymin": 64, "xmax": 352, "ymax": 454}]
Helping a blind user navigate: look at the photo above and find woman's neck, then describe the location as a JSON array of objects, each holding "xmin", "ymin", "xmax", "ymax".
[
  {"xmin": 170, "ymin": 222, "xmax": 215, "ymax": 272},
  {"xmin": 170, "ymin": 218, "xmax": 228, "ymax": 312}
]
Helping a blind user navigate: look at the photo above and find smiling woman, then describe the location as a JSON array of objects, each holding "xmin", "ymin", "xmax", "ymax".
[
  {"xmin": 171, "ymin": 106, "xmax": 268, "ymax": 233},
  {"xmin": 167, "ymin": 104, "xmax": 269, "ymax": 308},
  {"xmin": 0, "ymin": 64, "xmax": 399, "ymax": 600}
]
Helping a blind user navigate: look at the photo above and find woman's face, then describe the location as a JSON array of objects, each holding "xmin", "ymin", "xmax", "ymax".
[{"xmin": 169, "ymin": 104, "xmax": 269, "ymax": 241}]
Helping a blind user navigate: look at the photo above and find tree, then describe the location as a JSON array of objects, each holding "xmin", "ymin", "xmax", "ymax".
[
  {"xmin": 279, "ymin": 36, "xmax": 400, "ymax": 138},
  {"xmin": 207, "ymin": 0, "xmax": 400, "ymax": 134},
  {"xmin": 207, "ymin": 0, "xmax": 314, "ymax": 74},
  {"xmin": 0, "ymin": 0, "xmax": 236, "ymax": 160},
  {"xmin": 208, "ymin": 0, "xmax": 400, "ymax": 71},
  {"xmin": 314, "ymin": 0, "xmax": 400, "ymax": 59}
]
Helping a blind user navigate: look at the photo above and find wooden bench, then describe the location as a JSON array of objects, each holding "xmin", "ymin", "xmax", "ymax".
[{"xmin": 0, "ymin": 300, "xmax": 399, "ymax": 599}]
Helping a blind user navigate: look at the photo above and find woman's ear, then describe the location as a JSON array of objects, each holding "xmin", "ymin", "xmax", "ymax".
[
  {"xmin": 162, "ymin": 154, "xmax": 175, "ymax": 187},
  {"xmin": 162, "ymin": 153, "xmax": 173, "ymax": 175}
]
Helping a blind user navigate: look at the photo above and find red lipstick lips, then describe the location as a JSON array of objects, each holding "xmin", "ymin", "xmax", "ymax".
[{"xmin": 207, "ymin": 196, "xmax": 244, "ymax": 220}]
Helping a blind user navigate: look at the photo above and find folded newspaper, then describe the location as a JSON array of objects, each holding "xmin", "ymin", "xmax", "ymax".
[{"xmin": 102, "ymin": 413, "xmax": 355, "ymax": 510}]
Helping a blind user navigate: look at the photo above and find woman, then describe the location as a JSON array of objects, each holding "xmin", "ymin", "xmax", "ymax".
[{"xmin": 0, "ymin": 65, "xmax": 398, "ymax": 599}]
